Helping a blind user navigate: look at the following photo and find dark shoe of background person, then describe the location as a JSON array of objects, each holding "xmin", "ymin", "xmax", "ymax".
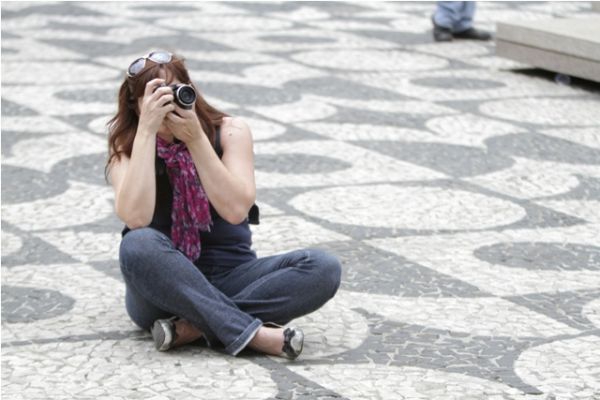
[
  {"xmin": 281, "ymin": 326, "xmax": 304, "ymax": 359},
  {"xmin": 151, "ymin": 316, "xmax": 179, "ymax": 351},
  {"xmin": 453, "ymin": 27, "xmax": 492, "ymax": 41},
  {"xmin": 431, "ymin": 16, "xmax": 453, "ymax": 42}
]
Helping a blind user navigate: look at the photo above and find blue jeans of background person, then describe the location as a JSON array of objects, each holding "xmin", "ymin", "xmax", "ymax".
[
  {"xmin": 433, "ymin": 1, "xmax": 476, "ymax": 32},
  {"xmin": 119, "ymin": 227, "xmax": 342, "ymax": 356}
]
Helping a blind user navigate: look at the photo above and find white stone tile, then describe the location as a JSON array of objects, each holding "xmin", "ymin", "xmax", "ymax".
[
  {"xmin": 267, "ymin": 6, "xmax": 330, "ymax": 21},
  {"xmin": 2, "ymin": 61, "xmax": 120, "ymax": 85},
  {"xmin": 426, "ymin": 113, "xmax": 526, "ymax": 148},
  {"xmin": 307, "ymin": 96, "xmax": 458, "ymax": 115},
  {"xmin": 1, "ymin": 181, "xmax": 114, "ymax": 231},
  {"xmin": 289, "ymin": 363, "xmax": 536, "ymax": 400},
  {"xmin": 34, "ymin": 230, "xmax": 121, "ymax": 263},
  {"xmin": 345, "ymin": 69, "xmax": 583, "ymax": 101},
  {"xmin": 192, "ymin": 28, "xmax": 397, "ymax": 53},
  {"xmin": 466, "ymin": 158, "xmax": 600, "ymax": 199},
  {"xmin": 297, "ymin": 122, "xmax": 436, "ymax": 142},
  {"xmin": 191, "ymin": 62, "xmax": 326, "ymax": 88},
  {"xmin": 367, "ymin": 224, "xmax": 600, "ymax": 296},
  {"xmin": 413, "ymin": 42, "xmax": 491, "ymax": 59},
  {"xmin": 2, "ymin": 340, "xmax": 277, "ymax": 400},
  {"xmin": 2, "ymin": 116, "xmax": 77, "ymax": 134},
  {"xmin": 273, "ymin": 293, "xmax": 369, "ymax": 360},
  {"xmin": 254, "ymin": 141, "xmax": 445, "ymax": 188},
  {"xmin": 1, "ymin": 231, "xmax": 23, "ymax": 257},
  {"xmin": 540, "ymin": 127, "xmax": 600, "ymax": 150},
  {"xmin": 243, "ymin": 117, "xmax": 287, "ymax": 141},
  {"xmin": 535, "ymin": 200, "xmax": 600, "ymax": 224},
  {"xmin": 582, "ymin": 298, "xmax": 600, "ymax": 329},
  {"xmin": 79, "ymin": 1, "xmax": 247, "ymax": 17},
  {"xmin": 515, "ymin": 336, "xmax": 600, "ymax": 398},
  {"xmin": 480, "ymin": 98, "xmax": 600, "ymax": 126},
  {"xmin": 290, "ymin": 184, "xmax": 526, "ymax": 230},
  {"xmin": 335, "ymin": 291, "xmax": 578, "ymax": 338},
  {"xmin": 3, "ymin": 132, "xmax": 106, "ymax": 173},
  {"xmin": 2, "ymin": 263, "xmax": 130, "ymax": 342},
  {"xmin": 250, "ymin": 95, "xmax": 337, "ymax": 123},
  {"xmin": 2, "ymin": 83, "xmax": 118, "ymax": 116},
  {"xmin": 88, "ymin": 115, "xmax": 112, "ymax": 135},
  {"xmin": 1, "ymin": 38, "xmax": 86, "ymax": 61},
  {"xmin": 291, "ymin": 49, "xmax": 448, "ymax": 71},
  {"xmin": 251, "ymin": 216, "xmax": 350, "ymax": 258},
  {"xmin": 157, "ymin": 15, "xmax": 293, "ymax": 32}
]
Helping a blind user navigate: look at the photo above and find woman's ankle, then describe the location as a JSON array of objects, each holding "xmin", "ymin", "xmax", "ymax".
[
  {"xmin": 248, "ymin": 327, "xmax": 284, "ymax": 356},
  {"xmin": 173, "ymin": 318, "xmax": 203, "ymax": 347}
]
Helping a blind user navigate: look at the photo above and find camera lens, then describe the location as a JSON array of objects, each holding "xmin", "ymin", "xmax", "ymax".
[{"xmin": 175, "ymin": 85, "xmax": 196, "ymax": 107}]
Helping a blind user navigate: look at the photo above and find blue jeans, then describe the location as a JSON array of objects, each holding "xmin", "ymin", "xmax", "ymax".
[
  {"xmin": 433, "ymin": 1, "xmax": 476, "ymax": 32},
  {"xmin": 119, "ymin": 227, "xmax": 342, "ymax": 356}
]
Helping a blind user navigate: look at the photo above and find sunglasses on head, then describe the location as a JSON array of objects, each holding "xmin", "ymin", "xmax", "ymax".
[{"xmin": 127, "ymin": 51, "xmax": 173, "ymax": 77}]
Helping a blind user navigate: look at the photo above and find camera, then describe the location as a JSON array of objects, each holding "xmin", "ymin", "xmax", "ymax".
[{"xmin": 155, "ymin": 83, "xmax": 197, "ymax": 110}]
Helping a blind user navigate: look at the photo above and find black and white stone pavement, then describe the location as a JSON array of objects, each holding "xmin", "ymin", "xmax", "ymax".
[{"xmin": 2, "ymin": 1, "xmax": 600, "ymax": 399}]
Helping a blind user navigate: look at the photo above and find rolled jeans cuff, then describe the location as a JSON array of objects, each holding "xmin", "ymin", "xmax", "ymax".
[{"xmin": 226, "ymin": 318, "xmax": 263, "ymax": 356}]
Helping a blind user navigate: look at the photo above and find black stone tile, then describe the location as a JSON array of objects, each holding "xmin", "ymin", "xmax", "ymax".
[
  {"xmin": 356, "ymin": 140, "xmax": 515, "ymax": 177},
  {"xmin": 2, "ymin": 165, "xmax": 69, "ymax": 204},
  {"xmin": 505, "ymin": 289, "xmax": 600, "ymax": 331},
  {"xmin": 486, "ymin": 133, "xmax": 600, "ymax": 165},
  {"xmin": 2, "ymin": 285, "xmax": 75, "ymax": 323},
  {"xmin": 320, "ymin": 240, "xmax": 489, "ymax": 297},
  {"xmin": 474, "ymin": 242, "xmax": 600, "ymax": 271},
  {"xmin": 51, "ymin": 153, "xmax": 111, "ymax": 186},
  {"xmin": 284, "ymin": 77, "xmax": 409, "ymax": 101},
  {"xmin": 255, "ymin": 153, "xmax": 352, "ymax": 174},
  {"xmin": 1, "ymin": 99, "xmax": 38, "ymax": 116}
]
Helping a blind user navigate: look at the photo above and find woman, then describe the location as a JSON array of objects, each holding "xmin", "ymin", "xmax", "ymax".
[{"xmin": 105, "ymin": 51, "xmax": 342, "ymax": 358}]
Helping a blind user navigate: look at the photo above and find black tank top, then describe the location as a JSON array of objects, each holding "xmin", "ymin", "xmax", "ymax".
[{"xmin": 121, "ymin": 127, "xmax": 259, "ymax": 267}]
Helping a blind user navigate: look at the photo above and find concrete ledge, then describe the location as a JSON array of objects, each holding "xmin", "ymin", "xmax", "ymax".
[
  {"xmin": 497, "ymin": 39, "xmax": 600, "ymax": 82},
  {"xmin": 497, "ymin": 18, "xmax": 600, "ymax": 61},
  {"xmin": 496, "ymin": 17, "xmax": 600, "ymax": 82}
]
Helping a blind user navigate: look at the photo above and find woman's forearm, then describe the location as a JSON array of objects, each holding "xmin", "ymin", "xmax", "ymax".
[
  {"xmin": 115, "ymin": 132, "xmax": 157, "ymax": 228},
  {"xmin": 186, "ymin": 134, "xmax": 254, "ymax": 224}
]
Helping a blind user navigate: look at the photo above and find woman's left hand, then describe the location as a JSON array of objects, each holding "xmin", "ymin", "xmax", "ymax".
[{"xmin": 164, "ymin": 106, "xmax": 204, "ymax": 144}]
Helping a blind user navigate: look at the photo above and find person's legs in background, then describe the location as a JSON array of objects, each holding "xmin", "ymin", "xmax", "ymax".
[{"xmin": 432, "ymin": 1, "xmax": 491, "ymax": 42}]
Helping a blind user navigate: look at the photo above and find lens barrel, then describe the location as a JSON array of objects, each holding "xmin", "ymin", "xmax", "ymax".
[{"xmin": 171, "ymin": 84, "xmax": 196, "ymax": 110}]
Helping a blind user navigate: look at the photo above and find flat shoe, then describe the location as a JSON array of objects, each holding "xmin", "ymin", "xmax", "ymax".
[
  {"xmin": 282, "ymin": 326, "xmax": 304, "ymax": 359},
  {"xmin": 151, "ymin": 316, "xmax": 178, "ymax": 352}
]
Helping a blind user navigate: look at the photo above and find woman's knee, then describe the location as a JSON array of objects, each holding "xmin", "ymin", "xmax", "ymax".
[
  {"xmin": 305, "ymin": 248, "xmax": 342, "ymax": 297},
  {"xmin": 119, "ymin": 228, "xmax": 170, "ymax": 274}
]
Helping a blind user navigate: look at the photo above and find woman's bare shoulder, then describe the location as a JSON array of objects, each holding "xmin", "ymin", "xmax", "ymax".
[{"xmin": 221, "ymin": 116, "xmax": 250, "ymax": 132}]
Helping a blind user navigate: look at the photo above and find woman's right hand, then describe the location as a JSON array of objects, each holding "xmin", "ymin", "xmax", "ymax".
[{"xmin": 137, "ymin": 78, "xmax": 176, "ymax": 136}]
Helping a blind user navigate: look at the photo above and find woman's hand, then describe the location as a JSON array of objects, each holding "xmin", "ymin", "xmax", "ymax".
[
  {"xmin": 164, "ymin": 105, "xmax": 205, "ymax": 144},
  {"xmin": 137, "ymin": 78, "xmax": 176, "ymax": 136}
]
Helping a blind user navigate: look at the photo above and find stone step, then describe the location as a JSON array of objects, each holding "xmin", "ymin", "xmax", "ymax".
[{"xmin": 496, "ymin": 16, "xmax": 600, "ymax": 82}]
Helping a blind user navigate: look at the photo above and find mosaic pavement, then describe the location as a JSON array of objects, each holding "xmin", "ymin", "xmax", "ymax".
[{"xmin": 2, "ymin": 1, "xmax": 600, "ymax": 399}]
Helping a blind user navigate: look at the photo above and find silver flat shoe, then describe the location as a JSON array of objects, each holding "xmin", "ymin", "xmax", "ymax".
[
  {"xmin": 151, "ymin": 316, "xmax": 178, "ymax": 352},
  {"xmin": 282, "ymin": 326, "xmax": 304, "ymax": 359}
]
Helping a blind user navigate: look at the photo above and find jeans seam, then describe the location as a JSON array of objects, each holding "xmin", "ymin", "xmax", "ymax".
[{"xmin": 227, "ymin": 318, "xmax": 263, "ymax": 356}]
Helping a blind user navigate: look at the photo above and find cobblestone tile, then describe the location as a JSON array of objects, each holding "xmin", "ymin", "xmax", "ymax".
[{"xmin": 2, "ymin": 1, "xmax": 599, "ymax": 399}]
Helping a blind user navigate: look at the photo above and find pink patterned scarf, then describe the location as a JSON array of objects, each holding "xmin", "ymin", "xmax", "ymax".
[{"xmin": 156, "ymin": 136, "xmax": 212, "ymax": 261}]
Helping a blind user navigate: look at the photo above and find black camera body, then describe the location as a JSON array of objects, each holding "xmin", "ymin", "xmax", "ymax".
[{"xmin": 155, "ymin": 83, "xmax": 197, "ymax": 110}]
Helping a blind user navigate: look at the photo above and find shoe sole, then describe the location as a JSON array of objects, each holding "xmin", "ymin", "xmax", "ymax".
[{"xmin": 151, "ymin": 319, "xmax": 174, "ymax": 352}]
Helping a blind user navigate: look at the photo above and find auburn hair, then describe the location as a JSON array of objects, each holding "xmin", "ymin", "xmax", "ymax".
[{"xmin": 104, "ymin": 52, "xmax": 227, "ymax": 181}]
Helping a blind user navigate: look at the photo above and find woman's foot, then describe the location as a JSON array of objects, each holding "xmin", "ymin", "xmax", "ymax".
[
  {"xmin": 282, "ymin": 327, "xmax": 304, "ymax": 359},
  {"xmin": 151, "ymin": 317, "xmax": 203, "ymax": 351},
  {"xmin": 248, "ymin": 326, "xmax": 304, "ymax": 359}
]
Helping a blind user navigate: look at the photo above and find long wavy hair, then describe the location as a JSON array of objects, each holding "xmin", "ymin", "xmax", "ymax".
[{"xmin": 104, "ymin": 52, "xmax": 227, "ymax": 180}]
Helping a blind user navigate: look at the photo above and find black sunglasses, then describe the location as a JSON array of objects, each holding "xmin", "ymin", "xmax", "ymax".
[{"xmin": 127, "ymin": 51, "xmax": 173, "ymax": 77}]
